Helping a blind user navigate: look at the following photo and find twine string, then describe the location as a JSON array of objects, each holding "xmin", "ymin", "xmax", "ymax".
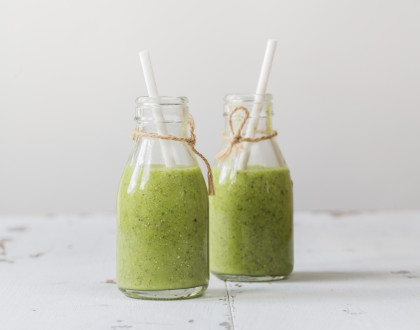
[
  {"xmin": 216, "ymin": 106, "xmax": 278, "ymax": 162},
  {"xmin": 131, "ymin": 115, "xmax": 215, "ymax": 195}
]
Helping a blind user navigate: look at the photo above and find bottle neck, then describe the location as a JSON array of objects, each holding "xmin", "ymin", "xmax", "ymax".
[
  {"xmin": 135, "ymin": 96, "xmax": 191, "ymax": 138},
  {"xmin": 223, "ymin": 93, "xmax": 274, "ymax": 137},
  {"xmin": 223, "ymin": 107, "xmax": 275, "ymax": 138},
  {"xmin": 135, "ymin": 120, "xmax": 190, "ymax": 138},
  {"xmin": 216, "ymin": 95, "xmax": 285, "ymax": 169}
]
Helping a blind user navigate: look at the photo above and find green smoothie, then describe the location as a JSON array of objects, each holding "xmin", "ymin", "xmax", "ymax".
[
  {"xmin": 210, "ymin": 166, "xmax": 293, "ymax": 278},
  {"xmin": 117, "ymin": 165, "xmax": 209, "ymax": 291}
]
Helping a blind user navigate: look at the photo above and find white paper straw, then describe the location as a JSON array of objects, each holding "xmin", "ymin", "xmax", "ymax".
[
  {"xmin": 237, "ymin": 39, "xmax": 277, "ymax": 170},
  {"xmin": 139, "ymin": 51, "xmax": 175, "ymax": 168}
]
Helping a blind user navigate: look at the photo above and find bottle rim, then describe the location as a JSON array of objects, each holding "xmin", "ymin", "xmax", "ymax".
[
  {"xmin": 224, "ymin": 93, "xmax": 273, "ymax": 117},
  {"xmin": 135, "ymin": 96, "xmax": 190, "ymax": 123},
  {"xmin": 224, "ymin": 93, "xmax": 272, "ymax": 103},
  {"xmin": 136, "ymin": 96, "xmax": 189, "ymax": 106}
]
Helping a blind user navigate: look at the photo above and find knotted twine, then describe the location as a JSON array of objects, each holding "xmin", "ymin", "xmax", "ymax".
[
  {"xmin": 216, "ymin": 106, "xmax": 278, "ymax": 161},
  {"xmin": 131, "ymin": 115, "xmax": 215, "ymax": 196}
]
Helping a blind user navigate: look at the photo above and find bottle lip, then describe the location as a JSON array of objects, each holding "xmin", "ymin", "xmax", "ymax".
[
  {"xmin": 225, "ymin": 93, "xmax": 272, "ymax": 103},
  {"xmin": 135, "ymin": 96, "xmax": 190, "ymax": 123},
  {"xmin": 136, "ymin": 96, "xmax": 189, "ymax": 106},
  {"xmin": 224, "ymin": 93, "xmax": 273, "ymax": 117}
]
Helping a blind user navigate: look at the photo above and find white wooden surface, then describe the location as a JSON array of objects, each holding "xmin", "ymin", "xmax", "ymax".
[{"xmin": 0, "ymin": 212, "xmax": 419, "ymax": 330}]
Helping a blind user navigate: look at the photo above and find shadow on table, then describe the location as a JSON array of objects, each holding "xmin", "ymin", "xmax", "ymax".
[{"xmin": 287, "ymin": 270, "xmax": 394, "ymax": 282}]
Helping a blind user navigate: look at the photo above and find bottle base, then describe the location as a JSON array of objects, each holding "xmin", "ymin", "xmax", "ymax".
[
  {"xmin": 212, "ymin": 272, "xmax": 288, "ymax": 282},
  {"xmin": 119, "ymin": 284, "xmax": 207, "ymax": 300}
]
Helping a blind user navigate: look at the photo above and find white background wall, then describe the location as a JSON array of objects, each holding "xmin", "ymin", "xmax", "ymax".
[{"xmin": 1, "ymin": 0, "xmax": 419, "ymax": 214}]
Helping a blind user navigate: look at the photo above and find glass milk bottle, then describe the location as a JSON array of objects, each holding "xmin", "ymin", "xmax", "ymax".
[
  {"xmin": 210, "ymin": 94, "xmax": 293, "ymax": 281},
  {"xmin": 117, "ymin": 96, "xmax": 209, "ymax": 299}
]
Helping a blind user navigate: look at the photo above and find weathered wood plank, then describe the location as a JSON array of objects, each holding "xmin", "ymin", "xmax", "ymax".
[{"xmin": 1, "ymin": 212, "xmax": 419, "ymax": 329}]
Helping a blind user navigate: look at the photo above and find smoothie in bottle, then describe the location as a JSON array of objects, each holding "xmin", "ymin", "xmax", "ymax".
[
  {"xmin": 117, "ymin": 97, "xmax": 209, "ymax": 299},
  {"xmin": 210, "ymin": 94, "xmax": 293, "ymax": 281}
]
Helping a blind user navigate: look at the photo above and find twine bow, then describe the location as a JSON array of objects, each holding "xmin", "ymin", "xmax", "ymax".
[
  {"xmin": 131, "ymin": 115, "xmax": 215, "ymax": 195},
  {"xmin": 216, "ymin": 106, "xmax": 278, "ymax": 162}
]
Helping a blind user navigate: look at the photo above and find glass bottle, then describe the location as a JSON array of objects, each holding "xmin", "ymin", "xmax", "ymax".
[
  {"xmin": 210, "ymin": 94, "xmax": 293, "ymax": 281},
  {"xmin": 117, "ymin": 96, "xmax": 209, "ymax": 299}
]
